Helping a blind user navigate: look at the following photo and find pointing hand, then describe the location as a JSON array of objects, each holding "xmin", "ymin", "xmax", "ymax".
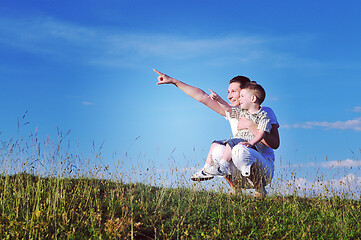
[{"xmin": 153, "ymin": 69, "xmax": 176, "ymax": 85}]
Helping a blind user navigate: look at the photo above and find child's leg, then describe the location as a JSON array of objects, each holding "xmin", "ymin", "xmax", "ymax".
[
  {"xmin": 205, "ymin": 142, "xmax": 221, "ymax": 165},
  {"xmin": 217, "ymin": 144, "xmax": 233, "ymax": 176},
  {"xmin": 217, "ymin": 139, "xmax": 244, "ymax": 176},
  {"xmin": 223, "ymin": 138, "xmax": 245, "ymax": 162},
  {"xmin": 191, "ymin": 142, "xmax": 225, "ymax": 180},
  {"xmin": 219, "ymin": 138, "xmax": 245, "ymax": 164},
  {"xmin": 203, "ymin": 143, "xmax": 226, "ymax": 174},
  {"xmin": 221, "ymin": 144, "xmax": 232, "ymax": 162}
]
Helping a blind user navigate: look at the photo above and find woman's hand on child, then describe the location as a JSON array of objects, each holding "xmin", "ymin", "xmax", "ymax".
[
  {"xmin": 239, "ymin": 142, "xmax": 254, "ymax": 148},
  {"xmin": 237, "ymin": 117, "xmax": 252, "ymax": 130}
]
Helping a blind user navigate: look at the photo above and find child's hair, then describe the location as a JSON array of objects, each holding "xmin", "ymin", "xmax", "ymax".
[
  {"xmin": 243, "ymin": 81, "xmax": 266, "ymax": 105},
  {"xmin": 230, "ymin": 76, "xmax": 251, "ymax": 89}
]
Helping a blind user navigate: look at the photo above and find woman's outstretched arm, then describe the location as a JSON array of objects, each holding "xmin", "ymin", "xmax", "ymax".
[{"xmin": 154, "ymin": 69, "xmax": 226, "ymax": 116}]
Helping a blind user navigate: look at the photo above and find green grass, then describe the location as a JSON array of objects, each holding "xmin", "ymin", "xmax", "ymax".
[
  {"xmin": 1, "ymin": 172, "xmax": 360, "ymax": 239},
  {"xmin": 1, "ymin": 123, "xmax": 360, "ymax": 239}
]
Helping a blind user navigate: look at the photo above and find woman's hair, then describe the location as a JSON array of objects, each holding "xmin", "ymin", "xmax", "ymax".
[{"xmin": 229, "ymin": 76, "xmax": 251, "ymax": 89}]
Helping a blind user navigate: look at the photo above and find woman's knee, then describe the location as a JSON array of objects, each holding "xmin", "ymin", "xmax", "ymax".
[{"xmin": 231, "ymin": 144, "xmax": 250, "ymax": 161}]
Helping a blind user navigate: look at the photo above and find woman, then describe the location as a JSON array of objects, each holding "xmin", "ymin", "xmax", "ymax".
[{"xmin": 154, "ymin": 69, "xmax": 280, "ymax": 196}]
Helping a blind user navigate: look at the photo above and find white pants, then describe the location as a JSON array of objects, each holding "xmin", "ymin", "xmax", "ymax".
[{"xmin": 212, "ymin": 144, "xmax": 274, "ymax": 188}]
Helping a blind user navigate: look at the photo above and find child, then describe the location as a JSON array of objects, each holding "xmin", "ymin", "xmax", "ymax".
[{"xmin": 207, "ymin": 81, "xmax": 272, "ymax": 176}]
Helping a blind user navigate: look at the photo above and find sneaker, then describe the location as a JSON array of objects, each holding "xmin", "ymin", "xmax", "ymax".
[
  {"xmin": 203, "ymin": 163, "xmax": 219, "ymax": 175},
  {"xmin": 190, "ymin": 170, "xmax": 214, "ymax": 181},
  {"xmin": 216, "ymin": 163, "xmax": 231, "ymax": 176}
]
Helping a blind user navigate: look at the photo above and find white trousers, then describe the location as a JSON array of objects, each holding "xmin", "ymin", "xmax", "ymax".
[{"xmin": 212, "ymin": 144, "xmax": 274, "ymax": 188}]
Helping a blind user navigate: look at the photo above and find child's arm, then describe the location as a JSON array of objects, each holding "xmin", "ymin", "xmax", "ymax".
[
  {"xmin": 240, "ymin": 129, "xmax": 266, "ymax": 148},
  {"xmin": 208, "ymin": 89, "xmax": 232, "ymax": 113},
  {"xmin": 238, "ymin": 117, "xmax": 280, "ymax": 149}
]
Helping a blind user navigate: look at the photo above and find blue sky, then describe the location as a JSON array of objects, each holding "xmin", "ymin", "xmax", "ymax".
[{"xmin": 1, "ymin": 1, "xmax": 361, "ymax": 196}]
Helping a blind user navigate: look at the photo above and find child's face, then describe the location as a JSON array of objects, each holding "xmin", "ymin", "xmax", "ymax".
[
  {"xmin": 227, "ymin": 82, "xmax": 242, "ymax": 106},
  {"xmin": 239, "ymin": 89, "xmax": 253, "ymax": 110}
]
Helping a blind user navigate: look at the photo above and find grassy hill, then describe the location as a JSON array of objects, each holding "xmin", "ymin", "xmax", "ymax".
[{"xmin": 1, "ymin": 172, "xmax": 360, "ymax": 239}]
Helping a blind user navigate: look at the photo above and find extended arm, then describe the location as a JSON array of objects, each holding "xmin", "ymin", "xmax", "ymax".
[
  {"xmin": 154, "ymin": 69, "xmax": 226, "ymax": 116},
  {"xmin": 238, "ymin": 117, "xmax": 280, "ymax": 149}
]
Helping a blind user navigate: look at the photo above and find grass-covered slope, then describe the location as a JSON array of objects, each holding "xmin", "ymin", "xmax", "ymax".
[{"xmin": 1, "ymin": 173, "xmax": 360, "ymax": 239}]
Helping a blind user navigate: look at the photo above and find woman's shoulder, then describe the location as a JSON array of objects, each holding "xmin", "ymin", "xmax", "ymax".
[
  {"xmin": 261, "ymin": 106, "xmax": 279, "ymax": 126},
  {"xmin": 261, "ymin": 106, "xmax": 274, "ymax": 112}
]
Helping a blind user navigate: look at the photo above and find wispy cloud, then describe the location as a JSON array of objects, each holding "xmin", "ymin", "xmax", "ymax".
[
  {"xmin": 82, "ymin": 101, "xmax": 93, "ymax": 106},
  {"xmin": 347, "ymin": 106, "xmax": 361, "ymax": 113},
  {"xmin": 320, "ymin": 159, "xmax": 361, "ymax": 168},
  {"xmin": 267, "ymin": 96, "xmax": 279, "ymax": 101},
  {"xmin": 282, "ymin": 117, "xmax": 361, "ymax": 131},
  {"xmin": 0, "ymin": 16, "xmax": 314, "ymax": 69},
  {"xmin": 272, "ymin": 173, "xmax": 361, "ymax": 198},
  {"xmin": 278, "ymin": 162, "xmax": 317, "ymax": 169},
  {"xmin": 279, "ymin": 159, "xmax": 361, "ymax": 169}
]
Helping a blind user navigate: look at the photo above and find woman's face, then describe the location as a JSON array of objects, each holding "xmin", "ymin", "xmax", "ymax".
[{"xmin": 227, "ymin": 82, "xmax": 242, "ymax": 106}]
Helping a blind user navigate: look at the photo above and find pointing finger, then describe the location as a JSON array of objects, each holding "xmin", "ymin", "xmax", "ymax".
[{"xmin": 153, "ymin": 69, "xmax": 164, "ymax": 76}]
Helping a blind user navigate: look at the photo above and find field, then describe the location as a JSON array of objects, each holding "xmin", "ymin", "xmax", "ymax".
[
  {"xmin": 1, "ymin": 171, "xmax": 361, "ymax": 239},
  {"xmin": 1, "ymin": 130, "xmax": 360, "ymax": 239}
]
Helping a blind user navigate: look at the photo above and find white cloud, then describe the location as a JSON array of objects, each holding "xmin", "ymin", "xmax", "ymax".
[
  {"xmin": 271, "ymin": 173, "xmax": 361, "ymax": 198},
  {"xmin": 282, "ymin": 117, "xmax": 361, "ymax": 131},
  {"xmin": 0, "ymin": 16, "xmax": 313, "ymax": 69},
  {"xmin": 267, "ymin": 96, "xmax": 279, "ymax": 101},
  {"xmin": 347, "ymin": 106, "xmax": 361, "ymax": 113},
  {"xmin": 281, "ymin": 123, "xmax": 313, "ymax": 129},
  {"xmin": 279, "ymin": 159, "xmax": 361, "ymax": 169},
  {"xmin": 320, "ymin": 159, "xmax": 361, "ymax": 168},
  {"xmin": 82, "ymin": 101, "xmax": 93, "ymax": 105},
  {"xmin": 278, "ymin": 162, "xmax": 316, "ymax": 169}
]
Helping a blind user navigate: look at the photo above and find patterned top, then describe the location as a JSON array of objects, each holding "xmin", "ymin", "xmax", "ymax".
[{"xmin": 230, "ymin": 106, "xmax": 271, "ymax": 153}]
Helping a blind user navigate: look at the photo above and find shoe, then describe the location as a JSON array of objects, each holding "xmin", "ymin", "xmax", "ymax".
[
  {"xmin": 216, "ymin": 163, "xmax": 231, "ymax": 176},
  {"xmin": 190, "ymin": 170, "xmax": 214, "ymax": 181},
  {"xmin": 203, "ymin": 163, "xmax": 219, "ymax": 175}
]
